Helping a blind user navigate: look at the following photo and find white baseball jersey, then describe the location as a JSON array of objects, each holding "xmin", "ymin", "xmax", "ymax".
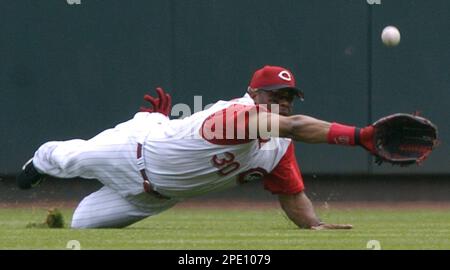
[
  {"xmin": 32, "ymin": 93, "xmax": 304, "ymax": 228},
  {"xmin": 142, "ymin": 93, "xmax": 304, "ymax": 198}
]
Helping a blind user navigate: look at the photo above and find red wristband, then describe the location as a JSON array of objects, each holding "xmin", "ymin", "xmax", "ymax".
[{"xmin": 327, "ymin": 123, "xmax": 357, "ymax": 146}]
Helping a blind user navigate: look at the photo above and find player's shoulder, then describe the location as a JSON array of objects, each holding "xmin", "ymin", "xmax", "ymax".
[
  {"xmin": 224, "ymin": 93, "xmax": 255, "ymax": 106},
  {"xmin": 260, "ymin": 137, "xmax": 292, "ymax": 154},
  {"xmin": 203, "ymin": 94, "xmax": 255, "ymax": 114},
  {"xmin": 276, "ymin": 138, "xmax": 293, "ymax": 151}
]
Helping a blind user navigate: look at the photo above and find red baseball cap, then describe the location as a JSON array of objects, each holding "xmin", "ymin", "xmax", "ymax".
[{"xmin": 249, "ymin": 65, "xmax": 304, "ymax": 100}]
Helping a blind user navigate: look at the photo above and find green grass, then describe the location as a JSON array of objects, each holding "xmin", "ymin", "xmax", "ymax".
[{"xmin": 0, "ymin": 206, "xmax": 449, "ymax": 250}]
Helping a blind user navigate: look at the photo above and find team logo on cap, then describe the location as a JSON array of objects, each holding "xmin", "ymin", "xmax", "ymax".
[{"xmin": 278, "ymin": 71, "xmax": 292, "ymax": 81}]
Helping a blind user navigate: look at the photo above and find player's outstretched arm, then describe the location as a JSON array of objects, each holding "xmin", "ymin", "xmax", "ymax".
[
  {"xmin": 278, "ymin": 192, "xmax": 353, "ymax": 230},
  {"xmin": 277, "ymin": 114, "xmax": 331, "ymax": 143},
  {"xmin": 276, "ymin": 113, "xmax": 438, "ymax": 166},
  {"xmin": 256, "ymin": 112, "xmax": 375, "ymax": 152}
]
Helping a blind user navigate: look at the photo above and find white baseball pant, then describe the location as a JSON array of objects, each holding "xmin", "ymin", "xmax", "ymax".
[{"xmin": 31, "ymin": 113, "xmax": 180, "ymax": 228}]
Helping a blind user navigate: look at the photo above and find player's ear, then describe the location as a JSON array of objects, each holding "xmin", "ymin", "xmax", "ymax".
[{"xmin": 247, "ymin": 87, "xmax": 258, "ymax": 98}]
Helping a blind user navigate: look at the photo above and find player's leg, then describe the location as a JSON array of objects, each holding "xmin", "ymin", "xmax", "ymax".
[
  {"xmin": 17, "ymin": 137, "xmax": 136, "ymax": 192},
  {"xmin": 71, "ymin": 186, "xmax": 178, "ymax": 229},
  {"xmin": 32, "ymin": 139, "xmax": 94, "ymax": 179},
  {"xmin": 18, "ymin": 113, "xmax": 162, "ymax": 191},
  {"xmin": 32, "ymin": 136, "xmax": 145, "ymax": 195},
  {"xmin": 17, "ymin": 139, "xmax": 94, "ymax": 189}
]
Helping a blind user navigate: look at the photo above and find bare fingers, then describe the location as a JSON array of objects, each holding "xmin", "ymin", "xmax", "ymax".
[{"xmin": 311, "ymin": 224, "xmax": 353, "ymax": 230}]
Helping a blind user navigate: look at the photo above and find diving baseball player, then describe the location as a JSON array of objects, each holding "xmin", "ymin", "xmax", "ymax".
[{"xmin": 17, "ymin": 65, "xmax": 436, "ymax": 229}]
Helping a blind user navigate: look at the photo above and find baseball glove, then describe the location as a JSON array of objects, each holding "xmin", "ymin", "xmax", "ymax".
[{"xmin": 364, "ymin": 113, "xmax": 439, "ymax": 166}]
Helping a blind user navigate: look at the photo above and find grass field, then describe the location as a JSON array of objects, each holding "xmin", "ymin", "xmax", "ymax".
[{"xmin": 0, "ymin": 205, "xmax": 449, "ymax": 250}]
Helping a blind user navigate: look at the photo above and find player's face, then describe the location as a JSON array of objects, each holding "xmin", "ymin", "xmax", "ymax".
[{"xmin": 254, "ymin": 88, "xmax": 295, "ymax": 116}]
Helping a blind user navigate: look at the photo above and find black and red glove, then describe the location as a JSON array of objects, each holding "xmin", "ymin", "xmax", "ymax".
[
  {"xmin": 365, "ymin": 113, "xmax": 438, "ymax": 166},
  {"xmin": 328, "ymin": 113, "xmax": 438, "ymax": 166},
  {"xmin": 140, "ymin": 87, "xmax": 172, "ymax": 117}
]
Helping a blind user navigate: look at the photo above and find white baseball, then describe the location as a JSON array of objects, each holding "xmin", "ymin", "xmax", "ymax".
[{"xmin": 381, "ymin": 26, "xmax": 401, "ymax": 47}]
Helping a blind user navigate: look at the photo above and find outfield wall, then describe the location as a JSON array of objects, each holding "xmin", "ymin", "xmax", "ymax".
[{"xmin": 1, "ymin": 0, "xmax": 449, "ymax": 175}]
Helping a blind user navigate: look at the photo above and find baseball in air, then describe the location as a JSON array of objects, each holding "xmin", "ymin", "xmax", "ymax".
[{"xmin": 381, "ymin": 26, "xmax": 401, "ymax": 47}]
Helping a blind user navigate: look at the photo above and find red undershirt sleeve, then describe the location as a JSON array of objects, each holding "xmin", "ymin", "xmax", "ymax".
[
  {"xmin": 263, "ymin": 142, "xmax": 305, "ymax": 195},
  {"xmin": 201, "ymin": 104, "xmax": 267, "ymax": 145}
]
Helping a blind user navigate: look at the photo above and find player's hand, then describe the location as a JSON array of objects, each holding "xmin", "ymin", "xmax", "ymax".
[
  {"xmin": 140, "ymin": 87, "xmax": 172, "ymax": 117},
  {"xmin": 310, "ymin": 223, "xmax": 353, "ymax": 230},
  {"xmin": 358, "ymin": 126, "xmax": 375, "ymax": 154}
]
